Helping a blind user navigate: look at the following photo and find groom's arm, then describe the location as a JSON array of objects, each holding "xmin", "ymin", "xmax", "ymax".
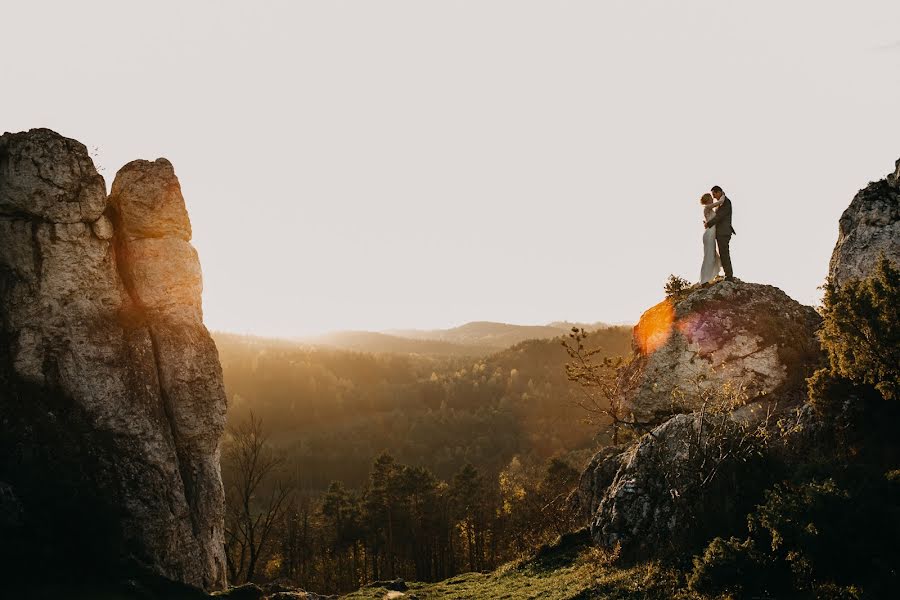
[{"xmin": 705, "ymin": 200, "xmax": 730, "ymax": 228}]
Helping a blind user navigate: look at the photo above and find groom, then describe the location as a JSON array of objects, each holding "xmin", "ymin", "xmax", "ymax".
[{"xmin": 705, "ymin": 185, "xmax": 736, "ymax": 281}]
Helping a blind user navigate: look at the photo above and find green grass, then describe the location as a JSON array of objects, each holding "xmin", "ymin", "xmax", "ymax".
[{"xmin": 341, "ymin": 532, "xmax": 701, "ymax": 600}]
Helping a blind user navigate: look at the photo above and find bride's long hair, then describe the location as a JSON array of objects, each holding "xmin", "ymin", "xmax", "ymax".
[{"xmin": 700, "ymin": 193, "xmax": 714, "ymax": 205}]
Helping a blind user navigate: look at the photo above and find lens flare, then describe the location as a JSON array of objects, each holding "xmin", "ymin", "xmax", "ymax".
[{"xmin": 634, "ymin": 299, "xmax": 675, "ymax": 355}]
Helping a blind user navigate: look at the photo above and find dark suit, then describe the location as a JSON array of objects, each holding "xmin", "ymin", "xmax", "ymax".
[{"xmin": 705, "ymin": 196, "xmax": 735, "ymax": 279}]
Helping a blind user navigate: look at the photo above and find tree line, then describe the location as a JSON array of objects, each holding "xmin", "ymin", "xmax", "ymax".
[
  {"xmin": 222, "ymin": 414, "xmax": 578, "ymax": 593},
  {"xmin": 215, "ymin": 327, "xmax": 631, "ymax": 593}
]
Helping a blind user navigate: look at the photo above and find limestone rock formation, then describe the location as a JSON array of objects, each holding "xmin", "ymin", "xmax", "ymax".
[
  {"xmin": 829, "ymin": 157, "xmax": 900, "ymax": 286},
  {"xmin": 572, "ymin": 445, "xmax": 625, "ymax": 521},
  {"xmin": 620, "ymin": 281, "xmax": 822, "ymax": 424},
  {"xmin": 0, "ymin": 129, "xmax": 226, "ymax": 590},
  {"xmin": 585, "ymin": 412, "xmax": 771, "ymax": 558},
  {"xmin": 577, "ymin": 281, "xmax": 823, "ymax": 558}
]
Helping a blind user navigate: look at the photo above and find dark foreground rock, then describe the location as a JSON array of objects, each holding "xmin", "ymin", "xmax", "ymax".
[{"xmin": 0, "ymin": 129, "xmax": 226, "ymax": 589}]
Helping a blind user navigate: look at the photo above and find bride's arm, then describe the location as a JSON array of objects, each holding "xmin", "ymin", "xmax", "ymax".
[{"xmin": 708, "ymin": 199, "xmax": 725, "ymax": 208}]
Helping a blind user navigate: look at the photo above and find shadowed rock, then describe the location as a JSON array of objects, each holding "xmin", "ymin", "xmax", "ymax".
[
  {"xmin": 0, "ymin": 128, "xmax": 107, "ymax": 222},
  {"xmin": 0, "ymin": 129, "xmax": 226, "ymax": 590}
]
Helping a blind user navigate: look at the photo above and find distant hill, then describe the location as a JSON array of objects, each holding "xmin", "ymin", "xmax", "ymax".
[
  {"xmin": 385, "ymin": 320, "xmax": 617, "ymax": 351},
  {"xmin": 294, "ymin": 320, "xmax": 624, "ymax": 356},
  {"xmin": 214, "ymin": 324, "xmax": 633, "ymax": 488},
  {"xmin": 300, "ymin": 330, "xmax": 496, "ymax": 356}
]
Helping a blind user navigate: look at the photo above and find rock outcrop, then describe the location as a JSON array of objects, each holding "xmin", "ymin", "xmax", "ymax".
[
  {"xmin": 577, "ymin": 281, "xmax": 823, "ymax": 558},
  {"xmin": 829, "ymin": 157, "xmax": 900, "ymax": 286},
  {"xmin": 585, "ymin": 412, "xmax": 772, "ymax": 558},
  {"xmin": 620, "ymin": 281, "xmax": 822, "ymax": 424},
  {"xmin": 0, "ymin": 129, "xmax": 226, "ymax": 590},
  {"xmin": 579, "ymin": 156, "xmax": 900, "ymax": 561}
]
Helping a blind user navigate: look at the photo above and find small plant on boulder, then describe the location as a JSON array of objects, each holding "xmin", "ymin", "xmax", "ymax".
[{"xmin": 664, "ymin": 274, "xmax": 691, "ymax": 297}]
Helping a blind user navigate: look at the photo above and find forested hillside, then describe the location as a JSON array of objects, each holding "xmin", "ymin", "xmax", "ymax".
[
  {"xmin": 213, "ymin": 326, "xmax": 631, "ymax": 591},
  {"xmin": 215, "ymin": 326, "xmax": 631, "ymax": 488}
]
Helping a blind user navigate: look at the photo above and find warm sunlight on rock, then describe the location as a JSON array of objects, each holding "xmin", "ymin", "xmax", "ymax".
[{"xmin": 634, "ymin": 299, "xmax": 675, "ymax": 355}]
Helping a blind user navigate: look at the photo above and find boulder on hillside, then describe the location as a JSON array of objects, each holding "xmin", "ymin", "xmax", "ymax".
[
  {"xmin": 829, "ymin": 157, "xmax": 900, "ymax": 286},
  {"xmin": 579, "ymin": 158, "xmax": 900, "ymax": 563},
  {"xmin": 0, "ymin": 129, "xmax": 226, "ymax": 590},
  {"xmin": 620, "ymin": 281, "xmax": 822, "ymax": 425},
  {"xmin": 578, "ymin": 280, "xmax": 823, "ymax": 559},
  {"xmin": 587, "ymin": 411, "xmax": 772, "ymax": 558}
]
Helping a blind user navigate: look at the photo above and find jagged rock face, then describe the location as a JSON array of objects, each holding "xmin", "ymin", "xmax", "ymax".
[
  {"xmin": 587, "ymin": 413, "xmax": 770, "ymax": 558},
  {"xmin": 0, "ymin": 128, "xmax": 107, "ymax": 222},
  {"xmin": 0, "ymin": 129, "xmax": 226, "ymax": 590},
  {"xmin": 620, "ymin": 281, "xmax": 822, "ymax": 424},
  {"xmin": 829, "ymin": 158, "xmax": 900, "ymax": 286}
]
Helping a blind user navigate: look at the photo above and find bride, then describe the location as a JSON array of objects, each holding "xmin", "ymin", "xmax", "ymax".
[{"xmin": 699, "ymin": 193, "xmax": 723, "ymax": 283}]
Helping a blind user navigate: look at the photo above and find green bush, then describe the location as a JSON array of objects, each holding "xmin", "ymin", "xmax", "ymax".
[
  {"xmin": 818, "ymin": 256, "xmax": 899, "ymax": 402},
  {"xmin": 664, "ymin": 274, "xmax": 691, "ymax": 297},
  {"xmin": 691, "ymin": 475, "xmax": 900, "ymax": 598},
  {"xmin": 688, "ymin": 536, "xmax": 782, "ymax": 597}
]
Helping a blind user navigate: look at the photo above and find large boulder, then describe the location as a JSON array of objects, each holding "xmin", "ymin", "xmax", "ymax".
[
  {"xmin": 0, "ymin": 129, "xmax": 226, "ymax": 590},
  {"xmin": 588, "ymin": 412, "xmax": 770, "ymax": 559},
  {"xmin": 620, "ymin": 281, "xmax": 822, "ymax": 424},
  {"xmin": 829, "ymin": 157, "xmax": 900, "ymax": 286},
  {"xmin": 579, "ymin": 280, "xmax": 823, "ymax": 558}
]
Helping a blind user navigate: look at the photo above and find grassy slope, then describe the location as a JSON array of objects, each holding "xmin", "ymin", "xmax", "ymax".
[{"xmin": 342, "ymin": 532, "xmax": 700, "ymax": 600}]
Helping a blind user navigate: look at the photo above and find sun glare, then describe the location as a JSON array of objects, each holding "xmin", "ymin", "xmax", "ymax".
[{"xmin": 634, "ymin": 298, "xmax": 675, "ymax": 355}]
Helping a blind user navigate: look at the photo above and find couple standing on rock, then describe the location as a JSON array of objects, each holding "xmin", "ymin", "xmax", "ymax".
[{"xmin": 699, "ymin": 185, "xmax": 736, "ymax": 284}]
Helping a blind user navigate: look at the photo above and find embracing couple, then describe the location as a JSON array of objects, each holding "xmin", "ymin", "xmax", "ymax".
[{"xmin": 699, "ymin": 185, "xmax": 736, "ymax": 284}]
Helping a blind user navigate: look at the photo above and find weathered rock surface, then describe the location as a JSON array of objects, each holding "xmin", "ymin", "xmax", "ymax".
[
  {"xmin": 0, "ymin": 128, "xmax": 107, "ymax": 222},
  {"xmin": 572, "ymin": 445, "xmax": 626, "ymax": 521},
  {"xmin": 0, "ymin": 129, "xmax": 226, "ymax": 590},
  {"xmin": 621, "ymin": 281, "xmax": 822, "ymax": 424},
  {"xmin": 578, "ymin": 281, "xmax": 823, "ymax": 559},
  {"xmin": 586, "ymin": 412, "xmax": 770, "ymax": 558},
  {"xmin": 829, "ymin": 157, "xmax": 900, "ymax": 286}
]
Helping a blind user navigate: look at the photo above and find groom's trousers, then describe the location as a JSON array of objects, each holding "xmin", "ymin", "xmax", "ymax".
[{"xmin": 716, "ymin": 234, "xmax": 733, "ymax": 279}]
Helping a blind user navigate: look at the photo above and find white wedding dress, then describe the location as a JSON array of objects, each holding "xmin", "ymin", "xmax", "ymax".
[{"xmin": 700, "ymin": 202, "xmax": 723, "ymax": 283}]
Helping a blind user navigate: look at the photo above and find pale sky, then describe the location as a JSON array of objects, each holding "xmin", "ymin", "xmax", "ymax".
[{"xmin": 4, "ymin": 1, "xmax": 899, "ymax": 336}]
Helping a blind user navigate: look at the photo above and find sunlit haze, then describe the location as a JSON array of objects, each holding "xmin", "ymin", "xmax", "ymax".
[{"xmin": 5, "ymin": 1, "xmax": 900, "ymax": 336}]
